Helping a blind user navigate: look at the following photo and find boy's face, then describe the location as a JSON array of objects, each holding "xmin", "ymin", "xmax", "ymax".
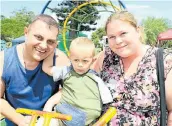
[{"xmin": 69, "ymin": 46, "xmax": 94, "ymax": 75}]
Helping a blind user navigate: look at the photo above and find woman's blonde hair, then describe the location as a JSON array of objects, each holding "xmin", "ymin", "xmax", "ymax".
[{"xmin": 105, "ymin": 11, "xmax": 145, "ymax": 43}]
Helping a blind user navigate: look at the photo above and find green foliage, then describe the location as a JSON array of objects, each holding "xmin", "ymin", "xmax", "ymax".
[
  {"xmin": 142, "ymin": 17, "xmax": 171, "ymax": 46},
  {"xmin": 52, "ymin": 1, "xmax": 100, "ymax": 39},
  {"xmin": 1, "ymin": 8, "xmax": 35, "ymax": 41},
  {"xmin": 11, "ymin": 8, "xmax": 35, "ymax": 25},
  {"xmin": 91, "ymin": 27, "xmax": 106, "ymax": 48},
  {"xmin": 161, "ymin": 40, "xmax": 172, "ymax": 48},
  {"xmin": 1, "ymin": 18, "xmax": 26, "ymax": 41}
]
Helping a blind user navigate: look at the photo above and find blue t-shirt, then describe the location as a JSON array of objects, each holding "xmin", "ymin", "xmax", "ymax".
[{"xmin": 2, "ymin": 46, "xmax": 60, "ymax": 126}]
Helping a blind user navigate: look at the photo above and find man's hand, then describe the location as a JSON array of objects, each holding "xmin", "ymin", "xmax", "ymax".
[
  {"xmin": 43, "ymin": 103, "xmax": 54, "ymax": 112},
  {"xmin": 17, "ymin": 116, "xmax": 32, "ymax": 126}
]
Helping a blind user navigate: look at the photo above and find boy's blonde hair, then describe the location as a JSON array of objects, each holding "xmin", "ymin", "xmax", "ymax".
[
  {"xmin": 69, "ymin": 37, "xmax": 95, "ymax": 56},
  {"xmin": 105, "ymin": 11, "xmax": 145, "ymax": 43}
]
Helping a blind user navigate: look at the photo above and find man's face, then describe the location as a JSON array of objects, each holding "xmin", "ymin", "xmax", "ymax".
[{"xmin": 24, "ymin": 20, "xmax": 58, "ymax": 62}]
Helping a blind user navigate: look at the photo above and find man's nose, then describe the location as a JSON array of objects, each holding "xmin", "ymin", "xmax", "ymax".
[{"xmin": 40, "ymin": 41, "xmax": 48, "ymax": 49}]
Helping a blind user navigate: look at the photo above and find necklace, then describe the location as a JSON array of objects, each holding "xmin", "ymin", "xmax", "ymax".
[{"xmin": 22, "ymin": 44, "xmax": 27, "ymax": 69}]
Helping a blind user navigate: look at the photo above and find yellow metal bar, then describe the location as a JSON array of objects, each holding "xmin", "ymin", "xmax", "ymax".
[
  {"xmin": 16, "ymin": 108, "xmax": 72, "ymax": 121},
  {"xmin": 29, "ymin": 115, "xmax": 38, "ymax": 126},
  {"xmin": 93, "ymin": 107, "xmax": 117, "ymax": 126},
  {"xmin": 16, "ymin": 108, "xmax": 72, "ymax": 126},
  {"xmin": 63, "ymin": 1, "xmax": 121, "ymax": 56},
  {"xmin": 43, "ymin": 116, "xmax": 52, "ymax": 126}
]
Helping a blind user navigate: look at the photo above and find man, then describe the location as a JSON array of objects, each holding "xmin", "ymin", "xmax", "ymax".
[{"xmin": 0, "ymin": 14, "xmax": 70, "ymax": 126}]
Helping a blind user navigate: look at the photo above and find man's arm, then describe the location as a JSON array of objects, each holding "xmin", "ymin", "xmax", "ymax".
[
  {"xmin": 55, "ymin": 49, "xmax": 70, "ymax": 67},
  {"xmin": 0, "ymin": 51, "xmax": 28, "ymax": 126},
  {"xmin": 43, "ymin": 49, "xmax": 69, "ymax": 111},
  {"xmin": 43, "ymin": 49, "xmax": 70, "ymax": 78},
  {"xmin": 43, "ymin": 89, "xmax": 62, "ymax": 112},
  {"xmin": 43, "ymin": 52, "xmax": 54, "ymax": 76}
]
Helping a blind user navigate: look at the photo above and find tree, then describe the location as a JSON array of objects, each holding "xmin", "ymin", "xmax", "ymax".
[
  {"xmin": 11, "ymin": 8, "xmax": 35, "ymax": 25},
  {"xmin": 51, "ymin": 1, "xmax": 100, "ymax": 40},
  {"xmin": 161, "ymin": 40, "xmax": 172, "ymax": 48},
  {"xmin": 142, "ymin": 17, "xmax": 172, "ymax": 46},
  {"xmin": 0, "ymin": 15, "xmax": 6, "ymax": 20},
  {"xmin": 1, "ymin": 8, "xmax": 35, "ymax": 42},
  {"xmin": 91, "ymin": 27, "xmax": 106, "ymax": 48}
]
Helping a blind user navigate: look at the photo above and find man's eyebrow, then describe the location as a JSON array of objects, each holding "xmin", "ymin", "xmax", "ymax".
[{"xmin": 48, "ymin": 39, "xmax": 56, "ymax": 42}]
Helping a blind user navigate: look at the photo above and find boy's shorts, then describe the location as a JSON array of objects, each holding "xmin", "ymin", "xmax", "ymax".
[{"xmin": 55, "ymin": 102, "xmax": 86, "ymax": 126}]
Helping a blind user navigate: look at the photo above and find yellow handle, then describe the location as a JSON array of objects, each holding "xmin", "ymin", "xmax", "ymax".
[
  {"xmin": 16, "ymin": 108, "xmax": 72, "ymax": 126},
  {"xmin": 16, "ymin": 108, "xmax": 72, "ymax": 121},
  {"xmin": 93, "ymin": 107, "xmax": 117, "ymax": 126}
]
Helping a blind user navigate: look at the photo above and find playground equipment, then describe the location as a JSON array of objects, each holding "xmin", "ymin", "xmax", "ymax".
[
  {"xmin": 93, "ymin": 107, "xmax": 117, "ymax": 126},
  {"xmin": 16, "ymin": 108, "xmax": 72, "ymax": 126},
  {"xmin": 16, "ymin": 107, "xmax": 117, "ymax": 126},
  {"xmin": 11, "ymin": 0, "xmax": 126, "ymax": 54},
  {"xmin": 41, "ymin": 0, "xmax": 126, "ymax": 55}
]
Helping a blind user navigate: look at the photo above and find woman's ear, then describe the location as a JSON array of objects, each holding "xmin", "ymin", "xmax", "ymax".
[
  {"xmin": 136, "ymin": 26, "xmax": 141, "ymax": 33},
  {"xmin": 137, "ymin": 26, "xmax": 145, "ymax": 42},
  {"xmin": 24, "ymin": 27, "xmax": 28, "ymax": 35}
]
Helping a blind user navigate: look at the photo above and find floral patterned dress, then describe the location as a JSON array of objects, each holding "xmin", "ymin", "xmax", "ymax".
[{"xmin": 101, "ymin": 46, "xmax": 172, "ymax": 126}]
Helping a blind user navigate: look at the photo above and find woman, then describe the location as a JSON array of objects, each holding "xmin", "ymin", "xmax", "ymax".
[{"xmin": 93, "ymin": 11, "xmax": 172, "ymax": 125}]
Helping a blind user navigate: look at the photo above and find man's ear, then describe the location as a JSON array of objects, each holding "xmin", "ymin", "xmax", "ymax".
[{"xmin": 55, "ymin": 41, "xmax": 59, "ymax": 47}]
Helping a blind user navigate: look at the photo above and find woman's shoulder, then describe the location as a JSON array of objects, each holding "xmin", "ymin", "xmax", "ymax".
[
  {"xmin": 163, "ymin": 48, "xmax": 172, "ymax": 74},
  {"xmin": 163, "ymin": 48, "xmax": 172, "ymax": 57}
]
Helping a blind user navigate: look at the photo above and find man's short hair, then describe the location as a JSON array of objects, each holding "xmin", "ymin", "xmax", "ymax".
[{"xmin": 30, "ymin": 14, "xmax": 59, "ymax": 29}]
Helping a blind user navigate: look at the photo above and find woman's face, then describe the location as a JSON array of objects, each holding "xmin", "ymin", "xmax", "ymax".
[{"xmin": 106, "ymin": 19, "xmax": 141, "ymax": 58}]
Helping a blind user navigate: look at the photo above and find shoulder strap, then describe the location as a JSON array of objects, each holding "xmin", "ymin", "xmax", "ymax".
[
  {"xmin": 156, "ymin": 48, "xmax": 166, "ymax": 126},
  {"xmin": 53, "ymin": 49, "xmax": 56, "ymax": 66}
]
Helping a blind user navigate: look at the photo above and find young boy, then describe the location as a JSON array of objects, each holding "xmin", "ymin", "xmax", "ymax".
[{"xmin": 41, "ymin": 37, "xmax": 113, "ymax": 126}]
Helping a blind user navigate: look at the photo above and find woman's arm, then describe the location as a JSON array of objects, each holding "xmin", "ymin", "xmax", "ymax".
[
  {"xmin": 91, "ymin": 51, "xmax": 105, "ymax": 73},
  {"xmin": 165, "ymin": 69, "xmax": 172, "ymax": 126}
]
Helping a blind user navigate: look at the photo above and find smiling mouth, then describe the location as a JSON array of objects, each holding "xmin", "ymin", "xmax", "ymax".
[
  {"xmin": 35, "ymin": 48, "xmax": 46, "ymax": 54},
  {"xmin": 116, "ymin": 45, "xmax": 127, "ymax": 49}
]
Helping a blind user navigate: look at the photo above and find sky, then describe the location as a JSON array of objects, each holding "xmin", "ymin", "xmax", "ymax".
[{"xmin": 1, "ymin": 0, "xmax": 172, "ymax": 38}]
